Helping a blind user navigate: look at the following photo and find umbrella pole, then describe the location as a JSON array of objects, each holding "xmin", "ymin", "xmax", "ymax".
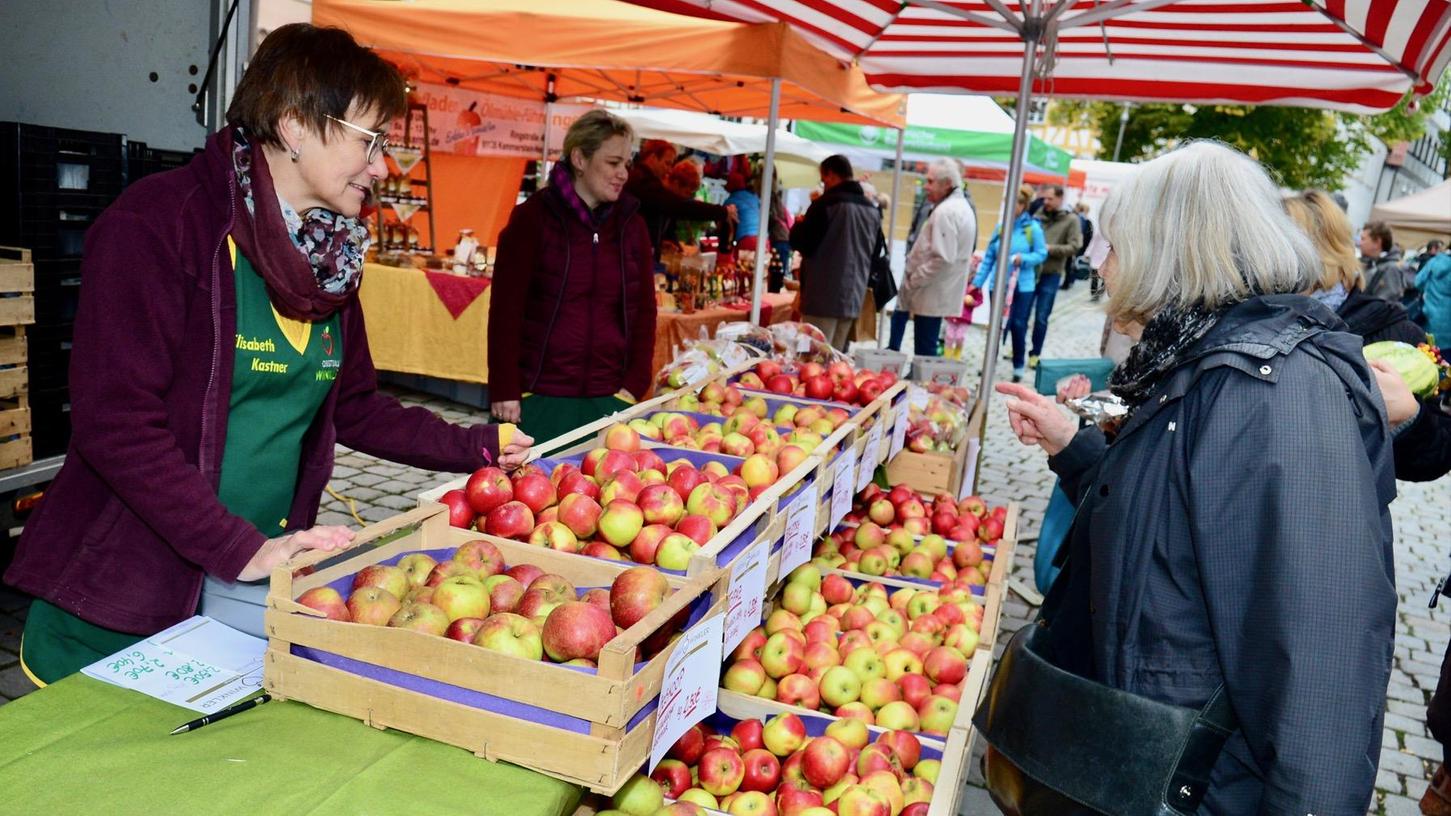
[
  {"xmin": 975, "ymin": 20, "xmax": 1041, "ymax": 491},
  {"xmin": 879, "ymin": 127, "xmax": 905, "ymax": 348},
  {"xmin": 751, "ymin": 77, "xmax": 782, "ymax": 325}
]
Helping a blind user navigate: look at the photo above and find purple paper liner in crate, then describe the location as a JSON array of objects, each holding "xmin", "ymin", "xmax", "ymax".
[{"xmin": 295, "ymin": 547, "xmax": 716, "ymax": 735}]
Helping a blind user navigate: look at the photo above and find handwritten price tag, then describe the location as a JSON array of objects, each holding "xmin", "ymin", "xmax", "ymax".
[
  {"xmin": 829, "ymin": 448, "xmax": 857, "ymax": 529},
  {"xmin": 650, "ymin": 614, "xmax": 723, "ymax": 772},
  {"xmin": 779, "ymin": 481, "xmax": 821, "ymax": 578},
  {"xmin": 723, "ymin": 541, "xmax": 770, "ymax": 658},
  {"xmin": 857, "ymin": 422, "xmax": 884, "ymax": 491},
  {"xmin": 890, "ymin": 401, "xmax": 910, "ymax": 459}
]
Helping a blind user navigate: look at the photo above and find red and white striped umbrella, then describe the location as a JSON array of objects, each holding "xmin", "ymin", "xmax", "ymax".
[{"xmin": 636, "ymin": 0, "xmax": 1450, "ymax": 115}]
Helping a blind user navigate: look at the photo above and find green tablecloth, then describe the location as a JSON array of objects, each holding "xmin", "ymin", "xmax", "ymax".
[{"xmin": 0, "ymin": 675, "xmax": 583, "ymax": 816}]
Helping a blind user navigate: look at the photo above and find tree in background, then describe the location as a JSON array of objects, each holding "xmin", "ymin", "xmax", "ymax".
[{"xmin": 1046, "ymin": 74, "xmax": 1451, "ymax": 189}]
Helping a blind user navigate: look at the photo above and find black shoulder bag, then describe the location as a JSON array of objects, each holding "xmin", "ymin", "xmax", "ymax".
[
  {"xmin": 868, "ymin": 229, "xmax": 896, "ymax": 311},
  {"xmin": 973, "ymin": 622, "xmax": 1238, "ymax": 816}
]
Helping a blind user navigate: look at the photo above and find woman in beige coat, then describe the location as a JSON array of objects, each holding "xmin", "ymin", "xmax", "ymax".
[{"xmin": 888, "ymin": 158, "xmax": 977, "ymax": 356}]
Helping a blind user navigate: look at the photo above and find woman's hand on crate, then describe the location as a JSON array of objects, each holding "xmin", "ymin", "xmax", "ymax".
[
  {"xmin": 238, "ymin": 525, "xmax": 355, "ymax": 581},
  {"xmin": 995, "ymin": 382, "xmax": 1078, "ymax": 456}
]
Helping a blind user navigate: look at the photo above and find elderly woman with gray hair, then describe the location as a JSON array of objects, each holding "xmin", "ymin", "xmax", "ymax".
[
  {"xmin": 988, "ymin": 142, "xmax": 1396, "ymax": 813},
  {"xmin": 888, "ymin": 158, "xmax": 976, "ymax": 357}
]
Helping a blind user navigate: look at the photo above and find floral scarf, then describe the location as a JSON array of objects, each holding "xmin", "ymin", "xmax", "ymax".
[
  {"xmin": 229, "ymin": 128, "xmax": 369, "ymax": 321},
  {"xmin": 1108, "ymin": 303, "xmax": 1225, "ymax": 412}
]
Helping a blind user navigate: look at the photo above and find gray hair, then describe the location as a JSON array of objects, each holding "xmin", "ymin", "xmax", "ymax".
[
  {"xmin": 926, "ymin": 158, "xmax": 962, "ymax": 189},
  {"xmin": 1099, "ymin": 141, "xmax": 1318, "ymax": 324}
]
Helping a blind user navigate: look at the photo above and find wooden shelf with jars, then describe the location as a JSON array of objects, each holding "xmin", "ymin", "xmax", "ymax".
[{"xmin": 370, "ymin": 101, "xmax": 437, "ymax": 258}]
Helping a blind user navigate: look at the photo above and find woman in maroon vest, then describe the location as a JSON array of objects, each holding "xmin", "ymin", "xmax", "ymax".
[{"xmin": 489, "ymin": 111, "xmax": 657, "ymax": 443}]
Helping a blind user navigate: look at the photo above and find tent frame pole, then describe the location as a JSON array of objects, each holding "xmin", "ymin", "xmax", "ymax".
[
  {"xmin": 974, "ymin": 4, "xmax": 1042, "ymax": 491},
  {"xmin": 879, "ymin": 126, "xmax": 906, "ymax": 348},
  {"xmin": 751, "ymin": 77, "xmax": 782, "ymax": 325}
]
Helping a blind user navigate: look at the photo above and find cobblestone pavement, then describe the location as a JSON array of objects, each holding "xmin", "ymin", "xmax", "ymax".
[{"xmin": 1, "ymin": 283, "xmax": 1447, "ymax": 815}]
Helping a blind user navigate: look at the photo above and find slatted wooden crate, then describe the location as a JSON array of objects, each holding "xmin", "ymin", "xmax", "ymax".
[
  {"xmin": 265, "ymin": 505, "xmax": 729, "ymax": 793},
  {"xmin": 0, "ymin": 247, "xmax": 34, "ymax": 470}
]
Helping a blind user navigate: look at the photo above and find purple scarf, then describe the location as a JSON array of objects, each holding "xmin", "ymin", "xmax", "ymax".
[
  {"xmin": 226, "ymin": 128, "xmax": 369, "ymax": 321},
  {"xmin": 550, "ymin": 162, "xmax": 612, "ymax": 228}
]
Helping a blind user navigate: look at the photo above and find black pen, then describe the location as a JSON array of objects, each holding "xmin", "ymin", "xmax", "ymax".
[{"xmin": 169, "ymin": 693, "xmax": 272, "ymax": 735}]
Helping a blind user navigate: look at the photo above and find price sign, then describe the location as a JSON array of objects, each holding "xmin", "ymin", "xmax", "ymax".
[
  {"xmin": 829, "ymin": 448, "xmax": 857, "ymax": 529},
  {"xmin": 650, "ymin": 614, "xmax": 723, "ymax": 772},
  {"xmin": 889, "ymin": 401, "xmax": 910, "ymax": 459},
  {"xmin": 723, "ymin": 541, "xmax": 770, "ymax": 658},
  {"xmin": 857, "ymin": 422, "xmax": 884, "ymax": 491},
  {"xmin": 779, "ymin": 481, "xmax": 821, "ymax": 578}
]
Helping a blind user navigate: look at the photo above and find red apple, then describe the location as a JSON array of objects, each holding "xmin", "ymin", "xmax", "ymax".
[
  {"xmin": 610, "ymin": 566, "xmax": 670, "ymax": 630},
  {"xmin": 505, "ymin": 564, "xmax": 545, "ymax": 588},
  {"xmin": 557, "ymin": 493, "xmax": 603, "ymax": 538},
  {"xmin": 732, "ymin": 719, "xmax": 765, "ymax": 753},
  {"xmin": 541, "ymin": 601, "xmax": 616, "ymax": 662},
  {"xmin": 670, "ymin": 723, "xmax": 709, "ymax": 765},
  {"xmin": 483, "ymin": 575, "xmax": 525, "ymax": 614},
  {"xmin": 438, "ymin": 489, "xmax": 475, "ymax": 528},
  {"xmin": 652, "ymin": 759, "xmax": 693, "ymax": 798},
  {"xmin": 351, "ymin": 564, "xmax": 408, "ymax": 600},
  {"xmin": 444, "ymin": 616, "xmax": 486, "ymax": 642},
  {"xmin": 875, "ymin": 731, "xmax": 921, "ymax": 771},
  {"xmin": 296, "ymin": 587, "xmax": 350, "ymax": 621},
  {"xmin": 740, "ymin": 746, "xmax": 781, "ymax": 792},
  {"xmin": 699, "ymin": 746, "xmax": 747, "ymax": 797},
  {"xmin": 346, "ymin": 586, "xmax": 401, "ymax": 626},
  {"xmin": 629, "ymin": 523, "xmax": 673, "ymax": 565},
  {"xmin": 803, "ymin": 736, "xmax": 851, "ymax": 789},
  {"xmin": 454, "ymin": 539, "xmax": 506, "ymax": 577},
  {"xmin": 465, "ymin": 466, "xmax": 514, "ymax": 515},
  {"xmin": 483, "ymin": 501, "xmax": 535, "ymax": 540}
]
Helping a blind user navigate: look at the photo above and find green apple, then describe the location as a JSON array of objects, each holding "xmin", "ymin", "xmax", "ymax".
[{"xmin": 613, "ymin": 773, "xmax": 665, "ymax": 816}]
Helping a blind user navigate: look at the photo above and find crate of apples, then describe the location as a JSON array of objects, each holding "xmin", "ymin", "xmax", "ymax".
[
  {"xmin": 628, "ymin": 410, "xmax": 829, "ymax": 462},
  {"xmin": 267, "ymin": 506, "xmax": 728, "ymax": 793},
  {"xmin": 719, "ymin": 565, "xmax": 983, "ymax": 740},
  {"xmin": 675, "ymin": 384, "xmax": 855, "ymax": 440},
  {"xmin": 736, "ymin": 360, "xmax": 899, "ymax": 408},
  {"xmin": 603, "ymin": 702, "xmax": 960, "ymax": 816},
  {"xmin": 432, "ymin": 423, "xmax": 789, "ymax": 575}
]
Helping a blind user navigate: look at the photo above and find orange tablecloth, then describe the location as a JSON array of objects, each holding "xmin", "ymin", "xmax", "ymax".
[{"xmin": 652, "ymin": 291, "xmax": 797, "ymax": 376}]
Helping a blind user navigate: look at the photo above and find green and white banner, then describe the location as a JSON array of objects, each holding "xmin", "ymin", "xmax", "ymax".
[{"xmin": 794, "ymin": 120, "xmax": 1072, "ymax": 177}]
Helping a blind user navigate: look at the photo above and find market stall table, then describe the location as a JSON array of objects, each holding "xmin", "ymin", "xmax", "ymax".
[
  {"xmin": 360, "ymin": 261, "xmax": 492, "ymax": 385},
  {"xmin": 653, "ymin": 291, "xmax": 796, "ymax": 375},
  {"xmin": 0, "ymin": 674, "xmax": 583, "ymax": 816}
]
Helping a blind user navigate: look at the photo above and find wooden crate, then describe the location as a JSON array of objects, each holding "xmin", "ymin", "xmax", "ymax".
[
  {"xmin": 0, "ymin": 248, "xmax": 33, "ymax": 472},
  {"xmin": 265, "ymin": 505, "xmax": 729, "ymax": 793},
  {"xmin": 884, "ymin": 398, "xmax": 984, "ymax": 498}
]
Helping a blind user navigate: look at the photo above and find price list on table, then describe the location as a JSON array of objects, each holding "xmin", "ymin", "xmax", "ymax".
[{"xmin": 650, "ymin": 614, "xmax": 723, "ymax": 771}]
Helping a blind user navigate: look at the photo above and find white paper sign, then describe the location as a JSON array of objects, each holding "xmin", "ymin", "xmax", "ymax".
[
  {"xmin": 779, "ymin": 481, "xmax": 821, "ymax": 578},
  {"xmin": 958, "ymin": 438, "xmax": 982, "ymax": 500},
  {"xmin": 889, "ymin": 401, "xmax": 910, "ymax": 459},
  {"xmin": 857, "ymin": 422, "xmax": 884, "ymax": 491},
  {"xmin": 829, "ymin": 448, "xmax": 858, "ymax": 529},
  {"xmin": 82, "ymin": 616, "xmax": 266, "ymax": 713},
  {"xmin": 724, "ymin": 541, "xmax": 771, "ymax": 657},
  {"xmin": 650, "ymin": 614, "xmax": 724, "ymax": 772}
]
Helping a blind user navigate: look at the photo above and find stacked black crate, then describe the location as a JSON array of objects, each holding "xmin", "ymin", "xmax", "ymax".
[{"xmin": 0, "ymin": 123, "xmax": 126, "ymax": 458}]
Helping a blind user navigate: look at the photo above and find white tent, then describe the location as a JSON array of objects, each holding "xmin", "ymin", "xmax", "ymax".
[{"xmin": 1369, "ymin": 180, "xmax": 1451, "ymax": 251}]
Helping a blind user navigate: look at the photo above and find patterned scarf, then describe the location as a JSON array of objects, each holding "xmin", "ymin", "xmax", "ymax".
[
  {"xmin": 229, "ymin": 128, "xmax": 369, "ymax": 320},
  {"xmin": 550, "ymin": 162, "xmax": 612, "ymax": 228},
  {"xmin": 1108, "ymin": 303, "xmax": 1225, "ymax": 412}
]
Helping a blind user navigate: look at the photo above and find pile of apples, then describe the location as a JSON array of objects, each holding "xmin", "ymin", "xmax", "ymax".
[
  {"xmin": 597, "ymin": 716, "xmax": 940, "ymax": 816},
  {"xmin": 736, "ymin": 360, "xmax": 898, "ymax": 409},
  {"xmin": 721, "ymin": 566, "xmax": 978, "ymax": 737},
  {"xmin": 901, "ymin": 395, "xmax": 969, "ymax": 456},
  {"xmin": 295, "ymin": 540, "xmax": 681, "ymax": 666},
  {"xmin": 437, "ymin": 424, "xmax": 784, "ymax": 570},
  {"xmin": 626, "ymin": 411, "xmax": 829, "ymax": 463},
  {"xmin": 815, "ymin": 485, "xmax": 1007, "ymax": 587},
  {"xmin": 674, "ymin": 385, "xmax": 854, "ymax": 437}
]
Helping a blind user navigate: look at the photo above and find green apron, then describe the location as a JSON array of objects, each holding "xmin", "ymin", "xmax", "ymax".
[{"xmin": 519, "ymin": 394, "xmax": 635, "ymax": 448}]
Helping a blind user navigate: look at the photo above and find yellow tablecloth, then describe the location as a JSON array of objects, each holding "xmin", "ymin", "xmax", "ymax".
[{"xmin": 359, "ymin": 262, "xmax": 491, "ymax": 384}]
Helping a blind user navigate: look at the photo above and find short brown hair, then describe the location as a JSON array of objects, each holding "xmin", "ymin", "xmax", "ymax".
[
  {"xmin": 562, "ymin": 110, "xmax": 635, "ymax": 178},
  {"xmin": 226, "ymin": 24, "xmax": 407, "ymax": 148},
  {"xmin": 1362, "ymin": 220, "xmax": 1394, "ymax": 253},
  {"xmin": 667, "ymin": 159, "xmax": 702, "ymax": 193}
]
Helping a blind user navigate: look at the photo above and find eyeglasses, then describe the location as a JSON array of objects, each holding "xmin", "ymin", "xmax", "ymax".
[{"xmin": 326, "ymin": 115, "xmax": 390, "ymax": 163}]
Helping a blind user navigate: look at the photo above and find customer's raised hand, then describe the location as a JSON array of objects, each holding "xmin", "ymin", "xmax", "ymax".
[{"xmin": 995, "ymin": 382, "xmax": 1079, "ymax": 456}]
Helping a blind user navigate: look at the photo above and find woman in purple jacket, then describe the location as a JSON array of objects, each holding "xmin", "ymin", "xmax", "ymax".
[{"xmin": 4, "ymin": 24, "xmax": 531, "ymax": 685}]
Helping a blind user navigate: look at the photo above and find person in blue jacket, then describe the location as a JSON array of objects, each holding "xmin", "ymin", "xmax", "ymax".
[
  {"xmin": 1417, "ymin": 250, "xmax": 1451, "ymax": 346},
  {"xmin": 972, "ymin": 184, "xmax": 1049, "ymax": 381}
]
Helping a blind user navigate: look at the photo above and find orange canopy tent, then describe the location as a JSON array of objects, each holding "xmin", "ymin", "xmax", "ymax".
[
  {"xmin": 314, "ymin": 0, "xmax": 906, "ymax": 320},
  {"xmin": 310, "ymin": 0, "xmax": 904, "ymax": 129}
]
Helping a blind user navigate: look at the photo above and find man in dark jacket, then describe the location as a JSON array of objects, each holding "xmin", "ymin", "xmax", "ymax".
[
  {"xmin": 1336, "ymin": 286, "xmax": 1428, "ymax": 346},
  {"xmin": 789, "ymin": 155, "xmax": 881, "ymax": 351},
  {"xmin": 625, "ymin": 139, "xmax": 734, "ymax": 259},
  {"xmin": 1360, "ymin": 220, "xmax": 1415, "ymax": 301}
]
